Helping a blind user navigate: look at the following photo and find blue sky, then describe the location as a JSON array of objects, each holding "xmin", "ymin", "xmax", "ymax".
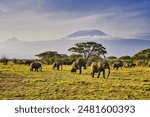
[{"xmin": 0, "ymin": 0, "xmax": 150, "ymax": 41}]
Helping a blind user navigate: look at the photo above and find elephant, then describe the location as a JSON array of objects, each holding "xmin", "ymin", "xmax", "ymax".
[
  {"xmin": 125, "ymin": 63, "xmax": 136, "ymax": 68},
  {"xmin": 52, "ymin": 61, "xmax": 63, "ymax": 70},
  {"xmin": 113, "ymin": 61, "xmax": 123, "ymax": 70},
  {"xmin": 91, "ymin": 61, "xmax": 110, "ymax": 78},
  {"xmin": 30, "ymin": 62, "xmax": 42, "ymax": 72},
  {"xmin": 71, "ymin": 58, "xmax": 86, "ymax": 74}
]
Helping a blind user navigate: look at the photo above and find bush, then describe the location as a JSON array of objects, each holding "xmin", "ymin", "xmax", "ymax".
[
  {"xmin": 0, "ymin": 56, "xmax": 9, "ymax": 65},
  {"xmin": 135, "ymin": 60, "xmax": 147, "ymax": 66}
]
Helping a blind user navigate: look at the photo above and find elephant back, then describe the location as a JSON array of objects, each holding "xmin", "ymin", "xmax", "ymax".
[
  {"xmin": 76, "ymin": 58, "xmax": 86, "ymax": 68},
  {"xmin": 91, "ymin": 62, "xmax": 98, "ymax": 71},
  {"xmin": 72, "ymin": 61, "xmax": 78, "ymax": 68},
  {"xmin": 30, "ymin": 61, "xmax": 41, "ymax": 67},
  {"xmin": 97, "ymin": 61, "xmax": 110, "ymax": 69}
]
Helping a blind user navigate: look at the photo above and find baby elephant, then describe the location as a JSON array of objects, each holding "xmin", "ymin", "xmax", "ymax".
[
  {"xmin": 91, "ymin": 61, "xmax": 110, "ymax": 78},
  {"xmin": 30, "ymin": 62, "xmax": 42, "ymax": 72}
]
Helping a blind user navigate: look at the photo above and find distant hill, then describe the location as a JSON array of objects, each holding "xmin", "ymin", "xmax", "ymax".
[
  {"xmin": 0, "ymin": 29, "xmax": 150, "ymax": 59},
  {"xmin": 0, "ymin": 38, "xmax": 73, "ymax": 59}
]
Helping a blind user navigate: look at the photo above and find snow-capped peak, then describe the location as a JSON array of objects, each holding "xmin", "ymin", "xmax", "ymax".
[{"xmin": 66, "ymin": 29, "xmax": 108, "ymax": 38}]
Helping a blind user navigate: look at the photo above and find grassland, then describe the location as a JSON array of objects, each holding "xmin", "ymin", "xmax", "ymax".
[{"xmin": 0, "ymin": 63, "xmax": 150, "ymax": 100}]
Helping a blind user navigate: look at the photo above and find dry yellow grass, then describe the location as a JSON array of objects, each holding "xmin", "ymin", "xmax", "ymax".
[{"xmin": 0, "ymin": 63, "xmax": 150, "ymax": 100}]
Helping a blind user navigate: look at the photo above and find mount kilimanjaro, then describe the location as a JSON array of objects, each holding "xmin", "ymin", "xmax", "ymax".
[{"xmin": 0, "ymin": 29, "xmax": 150, "ymax": 59}]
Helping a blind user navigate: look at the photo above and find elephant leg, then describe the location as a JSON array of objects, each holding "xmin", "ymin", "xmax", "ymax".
[
  {"xmin": 40, "ymin": 67, "xmax": 42, "ymax": 72},
  {"xmin": 30, "ymin": 68, "xmax": 33, "ymax": 71},
  {"xmin": 57, "ymin": 65, "xmax": 59, "ymax": 70},
  {"xmin": 74, "ymin": 68, "xmax": 77, "ymax": 73},
  {"xmin": 92, "ymin": 71, "xmax": 95, "ymax": 78},
  {"xmin": 97, "ymin": 71, "xmax": 101, "ymax": 78},
  {"xmin": 102, "ymin": 69, "xmax": 105, "ymax": 78},
  {"xmin": 79, "ymin": 66, "xmax": 82, "ymax": 74}
]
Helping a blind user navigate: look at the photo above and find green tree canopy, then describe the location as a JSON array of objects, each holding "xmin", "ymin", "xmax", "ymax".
[
  {"xmin": 119, "ymin": 55, "xmax": 131, "ymax": 60},
  {"xmin": 68, "ymin": 42, "xmax": 107, "ymax": 61},
  {"xmin": 132, "ymin": 48, "xmax": 150, "ymax": 60},
  {"xmin": 35, "ymin": 51, "xmax": 64, "ymax": 64},
  {"xmin": 106, "ymin": 56, "xmax": 117, "ymax": 60},
  {"xmin": 35, "ymin": 51, "xmax": 58, "ymax": 58}
]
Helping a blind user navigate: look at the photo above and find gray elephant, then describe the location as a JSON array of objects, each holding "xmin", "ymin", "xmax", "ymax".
[
  {"xmin": 91, "ymin": 61, "xmax": 110, "ymax": 78},
  {"xmin": 113, "ymin": 61, "xmax": 123, "ymax": 70},
  {"xmin": 125, "ymin": 63, "xmax": 136, "ymax": 68},
  {"xmin": 52, "ymin": 61, "xmax": 63, "ymax": 70},
  {"xmin": 30, "ymin": 62, "xmax": 42, "ymax": 72},
  {"xmin": 71, "ymin": 58, "xmax": 86, "ymax": 74}
]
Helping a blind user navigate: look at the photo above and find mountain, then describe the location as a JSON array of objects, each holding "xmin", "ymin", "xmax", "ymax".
[
  {"xmin": 64, "ymin": 29, "xmax": 111, "ymax": 41},
  {"xmin": 6, "ymin": 37, "xmax": 20, "ymax": 43},
  {"xmin": 66, "ymin": 29, "xmax": 108, "ymax": 38},
  {"xmin": 0, "ymin": 37, "xmax": 75, "ymax": 59},
  {"xmin": 0, "ymin": 30, "xmax": 150, "ymax": 59}
]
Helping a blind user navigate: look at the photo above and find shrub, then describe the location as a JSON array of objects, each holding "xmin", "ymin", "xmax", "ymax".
[
  {"xmin": 135, "ymin": 60, "xmax": 148, "ymax": 66},
  {"xmin": 0, "ymin": 56, "xmax": 9, "ymax": 65}
]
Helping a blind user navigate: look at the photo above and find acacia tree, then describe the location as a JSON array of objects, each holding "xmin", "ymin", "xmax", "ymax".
[
  {"xmin": 119, "ymin": 55, "xmax": 131, "ymax": 60},
  {"xmin": 35, "ymin": 51, "xmax": 59, "ymax": 64},
  {"xmin": 0, "ymin": 55, "xmax": 9, "ymax": 65},
  {"xmin": 35, "ymin": 51, "xmax": 68, "ymax": 64},
  {"xmin": 107, "ymin": 56, "xmax": 117, "ymax": 60},
  {"xmin": 68, "ymin": 42, "xmax": 107, "ymax": 61}
]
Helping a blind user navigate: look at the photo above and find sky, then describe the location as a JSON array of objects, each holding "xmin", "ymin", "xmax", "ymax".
[{"xmin": 0, "ymin": 0, "xmax": 150, "ymax": 42}]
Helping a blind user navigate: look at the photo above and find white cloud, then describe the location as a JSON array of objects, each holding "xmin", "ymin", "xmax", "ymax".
[{"xmin": 0, "ymin": 0, "xmax": 149, "ymax": 42}]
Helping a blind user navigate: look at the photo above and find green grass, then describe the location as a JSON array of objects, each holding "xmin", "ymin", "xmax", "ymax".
[{"xmin": 0, "ymin": 63, "xmax": 150, "ymax": 100}]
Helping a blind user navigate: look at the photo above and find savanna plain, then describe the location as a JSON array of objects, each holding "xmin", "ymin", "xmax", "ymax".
[{"xmin": 0, "ymin": 63, "xmax": 150, "ymax": 100}]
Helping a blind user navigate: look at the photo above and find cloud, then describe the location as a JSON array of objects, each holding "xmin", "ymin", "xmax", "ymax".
[{"xmin": 0, "ymin": 0, "xmax": 149, "ymax": 42}]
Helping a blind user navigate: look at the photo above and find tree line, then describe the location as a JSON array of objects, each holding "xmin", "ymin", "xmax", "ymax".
[{"xmin": 0, "ymin": 42, "xmax": 150, "ymax": 66}]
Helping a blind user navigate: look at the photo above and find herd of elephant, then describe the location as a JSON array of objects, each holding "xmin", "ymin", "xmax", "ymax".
[{"xmin": 30, "ymin": 58, "xmax": 136, "ymax": 78}]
